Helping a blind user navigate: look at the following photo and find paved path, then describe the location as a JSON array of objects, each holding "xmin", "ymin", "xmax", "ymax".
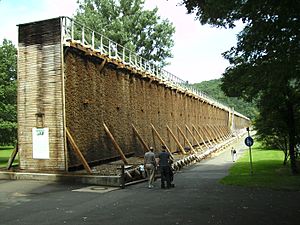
[{"xmin": 0, "ymin": 138, "xmax": 299, "ymax": 225}]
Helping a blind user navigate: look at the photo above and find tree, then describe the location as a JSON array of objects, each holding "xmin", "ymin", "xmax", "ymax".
[
  {"xmin": 193, "ymin": 79, "xmax": 257, "ymax": 120},
  {"xmin": 74, "ymin": 0, "xmax": 175, "ymax": 67},
  {"xmin": 0, "ymin": 39, "xmax": 17, "ymax": 146},
  {"xmin": 181, "ymin": 0, "xmax": 300, "ymax": 174}
]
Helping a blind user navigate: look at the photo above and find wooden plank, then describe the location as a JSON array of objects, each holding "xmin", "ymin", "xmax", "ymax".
[
  {"xmin": 132, "ymin": 124, "xmax": 149, "ymax": 152},
  {"xmin": 98, "ymin": 58, "xmax": 107, "ymax": 72},
  {"xmin": 203, "ymin": 125, "xmax": 218, "ymax": 145},
  {"xmin": 208, "ymin": 124, "xmax": 222, "ymax": 142},
  {"xmin": 177, "ymin": 125, "xmax": 197, "ymax": 154},
  {"xmin": 198, "ymin": 126, "xmax": 213, "ymax": 147},
  {"xmin": 103, "ymin": 123, "xmax": 129, "ymax": 165},
  {"xmin": 209, "ymin": 124, "xmax": 223, "ymax": 142},
  {"xmin": 192, "ymin": 124, "xmax": 209, "ymax": 148},
  {"xmin": 6, "ymin": 146, "xmax": 18, "ymax": 170},
  {"xmin": 213, "ymin": 125, "xmax": 226, "ymax": 141},
  {"xmin": 66, "ymin": 128, "xmax": 93, "ymax": 174},
  {"xmin": 150, "ymin": 123, "xmax": 173, "ymax": 158},
  {"xmin": 222, "ymin": 126, "xmax": 231, "ymax": 139},
  {"xmin": 166, "ymin": 125, "xmax": 186, "ymax": 155},
  {"xmin": 185, "ymin": 125, "xmax": 203, "ymax": 151}
]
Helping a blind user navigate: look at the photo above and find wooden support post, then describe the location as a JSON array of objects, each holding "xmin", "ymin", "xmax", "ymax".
[
  {"xmin": 216, "ymin": 125, "xmax": 227, "ymax": 141},
  {"xmin": 222, "ymin": 126, "xmax": 232, "ymax": 139},
  {"xmin": 185, "ymin": 125, "xmax": 203, "ymax": 151},
  {"xmin": 66, "ymin": 128, "xmax": 93, "ymax": 174},
  {"xmin": 216, "ymin": 125, "xmax": 226, "ymax": 140},
  {"xmin": 150, "ymin": 123, "xmax": 173, "ymax": 158},
  {"xmin": 192, "ymin": 124, "xmax": 209, "ymax": 148},
  {"xmin": 208, "ymin": 124, "xmax": 222, "ymax": 142},
  {"xmin": 98, "ymin": 58, "xmax": 107, "ymax": 72},
  {"xmin": 221, "ymin": 126, "xmax": 231, "ymax": 139},
  {"xmin": 103, "ymin": 123, "xmax": 129, "ymax": 165},
  {"xmin": 212, "ymin": 125, "xmax": 225, "ymax": 141},
  {"xmin": 203, "ymin": 125, "xmax": 218, "ymax": 145},
  {"xmin": 132, "ymin": 124, "xmax": 149, "ymax": 152},
  {"xmin": 166, "ymin": 125, "xmax": 186, "ymax": 155},
  {"xmin": 6, "ymin": 146, "xmax": 18, "ymax": 170},
  {"xmin": 198, "ymin": 126, "xmax": 214, "ymax": 147},
  {"xmin": 177, "ymin": 125, "xmax": 197, "ymax": 154}
]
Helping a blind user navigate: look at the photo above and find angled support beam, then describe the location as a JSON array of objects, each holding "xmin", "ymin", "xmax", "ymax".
[
  {"xmin": 203, "ymin": 125, "xmax": 218, "ymax": 145},
  {"xmin": 66, "ymin": 128, "xmax": 93, "ymax": 174},
  {"xmin": 217, "ymin": 125, "xmax": 228, "ymax": 140},
  {"xmin": 216, "ymin": 125, "xmax": 227, "ymax": 141},
  {"xmin": 132, "ymin": 124, "xmax": 149, "ymax": 152},
  {"xmin": 6, "ymin": 146, "xmax": 18, "ymax": 170},
  {"xmin": 192, "ymin": 124, "xmax": 209, "ymax": 149},
  {"xmin": 177, "ymin": 125, "xmax": 197, "ymax": 154},
  {"xmin": 217, "ymin": 125, "xmax": 228, "ymax": 141},
  {"xmin": 167, "ymin": 125, "xmax": 186, "ymax": 155},
  {"xmin": 222, "ymin": 126, "xmax": 231, "ymax": 139},
  {"xmin": 209, "ymin": 124, "xmax": 223, "ymax": 142},
  {"xmin": 103, "ymin": 123, "xmax": 129, "ymax": 165},
  {"xmin": 98, "ymin": 58, "xmax": 107, "ymax": 73},
  {"xmin": 207, "ymin": 124, "xmax": 220, "ymax": 143},
  {"xmin": 185, "ymin": 125, "xmax": 203, "ymax": 151},
  {"xmin": 198, "ymin": 125, "xmax": 214, "ymax": 147},
  {"xmin": 150, "ymin": 123, "xmax": 173, "ymax": 159}
]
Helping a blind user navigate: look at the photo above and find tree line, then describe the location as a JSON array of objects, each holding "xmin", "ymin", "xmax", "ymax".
[{"xmin": 192, "ymin": 79, "xmax": 257, "ymax": 120}]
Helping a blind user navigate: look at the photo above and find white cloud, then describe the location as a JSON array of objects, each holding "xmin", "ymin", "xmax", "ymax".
[{"xmin": 144, "ymin": 0, "xmax": 242, "ymax": 83}]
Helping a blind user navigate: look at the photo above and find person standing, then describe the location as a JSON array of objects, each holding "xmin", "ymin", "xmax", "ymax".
[
  {"xmin": 231, "ymin": 147, "xmax": 237, "ymax": 162},
  {"xmin": 144, "ymin": 146, "xmax": 157, "ymax": 188},
  {"xmin": 158, "ymin": 145, "xmax": 172, "ymax": 189}
]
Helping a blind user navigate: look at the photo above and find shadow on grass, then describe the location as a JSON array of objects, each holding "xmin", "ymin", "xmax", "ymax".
[
  {"xmin": 0, "ymin": 149, "xmax": 19, "ymax": 168},
  {"xmin": 220, "ymin": 160, "xmax": 300, "ymax": 191}
]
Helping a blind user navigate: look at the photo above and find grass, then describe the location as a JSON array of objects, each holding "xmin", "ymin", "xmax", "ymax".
[
  {"xmin": 220, "ymin": 142, "xmax": 300, "ymax": 191},
  {"xmin": 0, "ymin": 146, "xmax": 18, "ymax": 168}
]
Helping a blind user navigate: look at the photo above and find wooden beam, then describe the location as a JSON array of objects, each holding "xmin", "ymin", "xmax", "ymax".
[
  {"xmin": 198, "ymin": 125, "xmax": 214, "ymax": 147},
  {"xmin": 203, "ymin": 125, "xmax": 218, "ymax": 145},
  {"xmin": 222, "ymin": 126, "xmax": 232, "ymax": 139},
  {"xmin": 132, "ymin": 124, "xmax": 149, "ymax": 152},
  {"xmin": 6, "ymin": 146, "xmax": 18, "ymax": 170},
  {"xmin": 103, "ymin": 123, "xmax": 129, "ymax": 165},
  {"xmin": 166, "ymin": 125, "xmax": 186, "ymax": 155},
  {"xmin": 185, "ymin": 125, "xmax": 203, "ymax": 151},
  {"xmin": 66, "ymin": 128, "xmax": 93, "ymax": 174},
  {"xmin": 211, "ymin": 124, "xmax": 224, "ymax": 142},
  {"xmin": 192, "ymin": 124, "xmax": 209, "ymax": 148},
  {"xmin": 150, "ymin": 123, "xmax": 173, "ymax": 158},
  {"xmin": 208, "ymin": 124, "xmax": 222, "ymax": 142},
  {"xmin": 222, "ymin": 126, "xmax": 231, "ymax": 139},
  {"xmin": 214, "ymin": 125, "xmax": 226, "ymax": 141},
  {"xmin": 98, "ymin": 58, "xmax": 107, "ymax": 73},
  {"xmin": 177, "ymin": 125, "xmax": 197, "ymax": 154}
]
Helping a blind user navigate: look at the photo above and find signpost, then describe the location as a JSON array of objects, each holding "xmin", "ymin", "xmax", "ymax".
[{"xmin": 245, "ymin": 127, "xmax": 254, "ymax": 175}]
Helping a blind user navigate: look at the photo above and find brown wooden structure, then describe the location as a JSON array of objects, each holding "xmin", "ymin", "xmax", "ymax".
[{"xmin": 17, "ymin": 17, "xmax": 250, "ymax": 173}]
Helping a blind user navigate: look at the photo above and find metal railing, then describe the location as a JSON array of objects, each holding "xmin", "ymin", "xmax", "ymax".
[{"xmin": 60, "ymin": 16, "xmax": 230, "ymax": 111}]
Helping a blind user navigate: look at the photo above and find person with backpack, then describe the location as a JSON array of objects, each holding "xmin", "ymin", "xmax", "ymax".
[{"xmin": 231, "ymin": 147, "xmax": 237, "ymax": 162}]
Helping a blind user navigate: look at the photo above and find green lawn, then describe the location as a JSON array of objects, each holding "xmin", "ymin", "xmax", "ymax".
[
  {"xmin": 0, "ymin": 146, "xmax": 18, "ymax": 167},
  {"xmin": 220, "ymin": 143, "xmax": 300, "ymax": 191}
]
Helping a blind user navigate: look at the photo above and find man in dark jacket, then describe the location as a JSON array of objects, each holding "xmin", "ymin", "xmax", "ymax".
[{"xmin": 158, "ymin": 145, "xmax": 172, "ymax": 189}]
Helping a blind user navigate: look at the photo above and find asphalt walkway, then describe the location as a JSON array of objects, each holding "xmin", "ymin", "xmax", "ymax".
[{"xmin": 0, "ymin": 138, "xmax": 299, "ymax": 225}]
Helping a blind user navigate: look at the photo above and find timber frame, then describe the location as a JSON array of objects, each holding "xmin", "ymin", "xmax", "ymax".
[{"xmin": 16, "ymin": 17, "xmax": 250, "ymax": 173}]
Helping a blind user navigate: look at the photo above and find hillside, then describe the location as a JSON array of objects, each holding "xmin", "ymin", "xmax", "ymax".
[{"xmin": 192, "ymin": 79, "xmax": 257, "ymax": 120}]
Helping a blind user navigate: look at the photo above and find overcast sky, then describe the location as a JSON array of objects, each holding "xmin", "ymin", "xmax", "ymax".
[{"xmin": 0, "ymin": 0, "xmax": 243, "ymax": 83}]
